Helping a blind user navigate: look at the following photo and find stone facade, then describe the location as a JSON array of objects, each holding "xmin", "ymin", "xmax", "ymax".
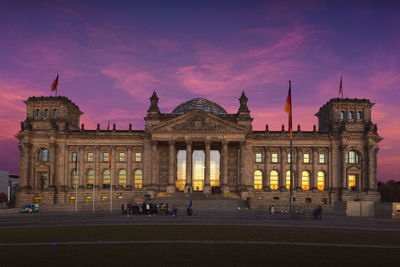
[{"xmin": 15, "ymin": 92, "xmax": 382, "ymax": 208}]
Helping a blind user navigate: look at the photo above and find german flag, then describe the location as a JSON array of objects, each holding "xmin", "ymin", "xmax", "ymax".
[
  {"xmin": 284, "ymin": 83, "xmax": 292, "ymax": 139},
  {"xmin": 51, "ymin": 74, "xmax": 59, "ymax": 92}
]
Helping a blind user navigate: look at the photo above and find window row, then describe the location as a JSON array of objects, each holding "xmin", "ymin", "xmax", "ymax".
[
  {"xmin": 255, "ymin": 152, "xmax": 326, "ymax": 164},
  {"xmin": 253, "ymin": 170, "xmax": 326, "ymax": 191},
  {"xmin": 71, "ymin": 169, "xmax": 143, "ymax": 189},
  {"xmin": 71, "ymin": 152, "xmax": 142, "ymax": 162},
  {"xmin": 35, "ymin": 108, "xmax": 58, "ymax": 118},
  {"xmin": 339, "ymin": 111, "xmax": 362, "ymax": 120}
]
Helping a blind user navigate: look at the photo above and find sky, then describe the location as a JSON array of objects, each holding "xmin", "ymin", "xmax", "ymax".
[{"xmin": 0, "ymin": 0, "xmax": 399, "ymax": 182}]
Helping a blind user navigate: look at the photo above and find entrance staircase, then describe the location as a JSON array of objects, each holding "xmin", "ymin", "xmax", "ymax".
[{"xmin": 154, "ymin": 192, "xmax": 249, "ymax": 215}]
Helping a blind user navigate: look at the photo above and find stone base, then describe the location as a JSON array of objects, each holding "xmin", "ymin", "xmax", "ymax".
[
  {"xmin": 203, "ymin": 185, "xmax": 211, "ymax": 194},
  {"xmin": 184, "ymin": 185, "xmax": 193, "ymax": 193},
  {"xmin": 221, "ymin": 184, "xmax": 230, "ymax": 193},
  {"xmin": 166, "ymin": 185, "xmax": 176, "ymax": 194}
]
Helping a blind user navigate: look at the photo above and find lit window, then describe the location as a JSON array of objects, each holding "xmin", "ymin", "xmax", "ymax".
[
  {"xmin": 72, "ymin": 152, "xmax": 77, "ymax": 162},
  {"xmin": 288, "ymin": 153, "xmax": 292, "ymax": 163},
  {"xmin": 87, "ymin": 169, "xmax": 94, "ymax": 188},
  {"xmin": 134, "ymin": 169, "xmax": 143, "ymax": 189},
  {"xmin": 71, "ymin": 170, "xmax": 79, "ymax": 188},
  {"xmin": 348, "ymin": 175, "xmax": 356, "ymax": 189},
  {"xmin": 36, "ymin": 109, "xmax": 40, "ymax": 117},
  {"xmin": 319, "ymin": 153, "xmax": 325, "ymax": 164},
  {"xmin": 118, "ymin": 169, "xmax": 127, "ymax": 187},
  {"xmin": 37, "ymin": 149, "xmax": 49, "ymax": 162},
  {"xmin": 317, "ymin": 171, "xmax": 325, "ymax": 191},
  {"xmin": 347, "ymin": 151, "xmax": 359, "ymax": 164},
  {"xmin": 135, "ymin": 152, "xmax": 142, "ymax": 162},
  {"xmin": 357, "ymin": 111, "xmax": 362, "ymax": 120},
  {"xmin": 286, "ymin": 171, "xmax": 294, "ymax": 190},
  {"xmin": 271, "ymin": 153, "xmax": 278, "ymax": 163},
  {"xmin": 340, "ymin": 111, "xmax": 345, "ymax": 120},
  {"xmin": 87, "ymin": 152, "xmax": 93, "ymax": 162},
  {"xmin": 349, "ymin": 111, "xmax": 353, "ymax": 119},
  {"xmin": 301, "ymin": 171, "xmax": 310, "ymax": 190},
  {"xmin": 254, "ymin": 170, "xmax": 263, "ymax": 190},
  {"xmin": 210, "ymin": 150, "xmax": 220, "ymax": 187},
  {"xmin": 176, "ymin": 150, "xmax": 186, "ymax": 191},
  {"xmin": 303, "ymin": 153, "xmax": 309, "ymax": 163},
  {"xmin": 119, "ymin": 152, "xmax": 126, "ymax": 162},
  {"xmin": 255, "ymin": 153, "xmax": 262, "ymax": 163},
  {"xmin": 53, "ymin": 109, "xmax": 57, "ymax": 117},
  {"xmin": 103, "ymin": 152, "xmax": 110, "ymax": 162},
  {"xmin": 103, "ymin": 169, "xmax": 110, "ymax": 188},
  {"xmin": 270, "ymin": 171, "xmax": 279, "ymax": 190},
  {"xmin": 44, "ymin": 109, "xmax": 49, "ymax": 117}
]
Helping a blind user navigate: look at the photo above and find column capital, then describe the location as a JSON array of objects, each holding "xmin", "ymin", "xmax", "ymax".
[
  {"xmin": 185, "ymin": 140, "xmax": 192, "ymax": 146},
  {"xmin": 168, "ymin": 140, "xmax": 175, "ymax": 146},
  {"xmin": 222, "ymin": 140, "xmax": 229, "ymax": 146},
  {"xmin": 151, "ymin": 140, "xmax": 158, "ymax": 146},
  {"xmin": 204, "ymin": 140, "xmax": 211, "ymax": 146}
]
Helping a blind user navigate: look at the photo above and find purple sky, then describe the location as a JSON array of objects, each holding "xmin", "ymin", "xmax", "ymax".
[{"xmin": 0, "ymin": 0, "xmax": 399, "ymax": 181}]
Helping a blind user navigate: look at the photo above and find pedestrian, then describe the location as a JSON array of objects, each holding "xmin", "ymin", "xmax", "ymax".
[
  {"xmin": 270, "ymin": 205, "xmax": 275, "ymax": 215},
  {"xmin": 318, "ymin": 205, "xmax": 323, "ymax": 219},
  {"xmin": 121, "ymin": 203, "xmax": 124, "ymax": 215}
]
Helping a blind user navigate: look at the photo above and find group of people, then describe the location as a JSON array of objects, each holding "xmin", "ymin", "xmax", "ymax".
[{"xmin": 121, "ymin": 202, "xmax": 178, "ymax": 216}]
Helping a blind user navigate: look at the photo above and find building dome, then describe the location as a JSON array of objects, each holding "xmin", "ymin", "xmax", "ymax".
[{"xmin": 172, "ymin": 98, "xmax": 227, "ymax": 114}]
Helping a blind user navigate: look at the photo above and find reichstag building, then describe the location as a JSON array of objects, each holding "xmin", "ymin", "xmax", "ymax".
[{"xmin": 15, "ymin": 91, "xmax": 381, "ymax": 207}]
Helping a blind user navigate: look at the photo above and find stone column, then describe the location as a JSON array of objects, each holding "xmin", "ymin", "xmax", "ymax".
[
  {"xmin": 167, "ymin": 141, "xmax": 176, "ymax": 193},
  {"xmin": 264, "ymin": 147, "xmax": 269, "ymax": 190},
  {"xmin": 341, "ymin": 145, "xmax": 347, "ymax": 189},
  {"xmin": 151, "ymin": 141, "xmax": 158, "ymax": 188},
  {"xmin": 127, "ymin": 146, "xmax": 133, "ymax": 188},
  {"xmin": 185, "ymin": 141, "xmax": 192, "ymax": 193},
  {"xmin": 78, "ymin": 145, "xmax": 84, "ymax": 188},
  {"xmin": 239, "ymin": 141, "xmax": 245, "ymax": 190},
  {"xmin": 312, "ymin": 148, "xmax": 317, "ymax": 190},
  {"xmin": 280, "ymin": 147, "xmax": 285, "ymax": 190},
  {"xmin": 370, "ymin": 147, "xmax": 378, "ymax": 190},
  {"xmin": 204, "ymin": 141, "xmax": 211, "ymax": 194},
  {"xmin": 221, "ymin": 141, "xmax": 229, "ymax": 193},
  {"xmin": 50, "ymin": 142, "xmax": 57, "ymax": 188}
]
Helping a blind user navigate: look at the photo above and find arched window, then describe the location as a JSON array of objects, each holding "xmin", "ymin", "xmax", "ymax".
[
  {"xmin": 317, "ymin": 171, "xmax": 325, "ymax": 191},
  {"xmin": 270, "ymin": 170, "xmax": 279, "ymax": 190},
  {"xmin": 53, "ymin": 109, "xmax": 58, "ymax": 117},
  {"xmin": 349, "ymin": 111, "xmax": 353, "ymax": 119},
  {"xmin": 87, "ymin": 169, "xmax": 94, "ymax": 188},
  {"xmin": 134, "ymin": 169, "xmax": 143, "ymax": 189},
  {"xmin": 340, "ymin": 111, "xmax": 345, "ymax": 120},
  {"xmin": 44, "ymin": 109, "xmax": 49, "ymax": 117},
  {"xmin": 301, "ymin": 171, "xmax": 310, "ymax": 190},
  {"xmin": 286, "ymin": 171, "xmax": 294, "ymax": 190},
  {"xmin": 347, "ymin": 150, "xmax": 360, "ymax": 164},
  {"xmin": 118, "ymin": 169, "xmax": 127, "ymax": 187},
  {"xmin": 71, "ymin": 170, "xmax": 79, "ymax": 188},
  {"xmin": 37, "ymin": 149, "xmax": 49, "ymax": 162},
  {"xmin": 103, "ymin": 169, "xmax": 111, "ymax": 189},
  {"xmin": 357, "ymin": 111, "xmax": 362, "ymax": 120},
  {"xmin": 36, "ymin": 109, "xmax": 40, "ymax": 118},
  {"xmin": 254, "ymin": 170, "xmax": 263, "ymax": 190}
]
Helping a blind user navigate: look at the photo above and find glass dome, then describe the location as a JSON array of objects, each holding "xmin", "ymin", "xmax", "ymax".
[{"xmin": 172, "ymin": 98, "xmax": 227, "ymax": 114}]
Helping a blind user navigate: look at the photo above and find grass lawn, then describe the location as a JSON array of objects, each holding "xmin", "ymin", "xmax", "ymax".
[{"xmin": 1, "ymin": 226, "xmax": 399, "ymax": 266}]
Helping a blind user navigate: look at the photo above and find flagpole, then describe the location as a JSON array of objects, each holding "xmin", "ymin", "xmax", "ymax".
[
  {"xmin": 93, "ymin": 149, "xmax": 96, "ymax": 213},
  {"xmin": 110, "ymin": 147, "xmax": 113, "ymax": 213},
  {"xmin": 289, "ymin": 81, "xmax": 293, "ymax": 218}
]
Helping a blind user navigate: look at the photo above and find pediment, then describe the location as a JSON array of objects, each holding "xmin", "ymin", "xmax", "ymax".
[{"xmin": 150, "ymin": 110, "xmax": 246, "ymax": 134}]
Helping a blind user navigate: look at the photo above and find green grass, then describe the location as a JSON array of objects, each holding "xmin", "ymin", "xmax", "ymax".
[
  {"xmin": 1, "ymin": 244, "xmax": 399, "ymax": 267},
  {"xmin": 1, "ymin": 225, "xmax": 400, "ymax": 245},
  {"xmin": 1, "ymin": 226, "xmax": 399, "ymax": 266}
]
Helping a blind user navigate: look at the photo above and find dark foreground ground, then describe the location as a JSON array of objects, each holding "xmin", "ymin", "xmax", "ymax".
[{"xmin": 1, "ymin": 212, "xmax": 399, "ymax": 266}]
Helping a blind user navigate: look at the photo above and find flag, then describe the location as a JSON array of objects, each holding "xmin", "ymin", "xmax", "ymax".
[
  {"xmin": 51, "ymin": 74, "xmax": 59, "ymax": 92},
  {"xmin": 107, "ymin": 120, "xmax": 110, "ymax": 130},
  {"xmin": 284, "ymin": 82, "xmax": 292, "ymax": 139},
  {"xmin": 108, "ymin": 150, "xmax": 112, "ymax": 169},
  {"xmin": 74, "ymin": 152, "xmax": 78, "ymax": 174},
  {"xmin": 339, "ymin": 76, "xmax": 343, "ymax": 98}
]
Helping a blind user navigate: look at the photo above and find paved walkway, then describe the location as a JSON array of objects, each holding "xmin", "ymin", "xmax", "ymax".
[
  {"xmin": 1, "ymin": 239, "xmax": 400, "ymax": 249},
  {"xmin": 0, "ymin": 210, "xmax": 399, "ymax": 231}
]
